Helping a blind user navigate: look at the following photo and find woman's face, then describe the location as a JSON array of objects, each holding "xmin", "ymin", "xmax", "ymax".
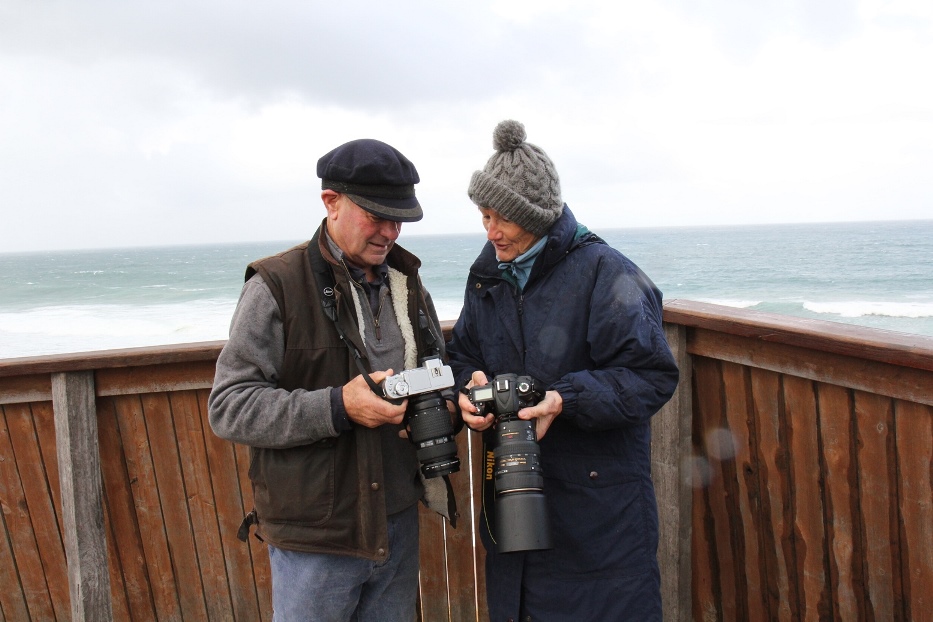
[{"xmin": 479, "ymin": 207, "xmax": 539, "ymax": 262}]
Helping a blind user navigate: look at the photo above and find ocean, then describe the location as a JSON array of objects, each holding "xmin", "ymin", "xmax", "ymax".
[{"xmin": 2, "ymin": 220, "xmax": 932, "ymax": 359}]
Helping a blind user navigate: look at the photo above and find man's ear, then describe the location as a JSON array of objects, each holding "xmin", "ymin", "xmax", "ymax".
[{"xmin": 321, "ymin": 189, "xmax": 341, "ymax": 214}]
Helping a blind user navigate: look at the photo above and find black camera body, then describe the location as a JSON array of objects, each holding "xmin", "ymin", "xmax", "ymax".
[
  {"xmin": 383, "ymin": 357, "xmax": 460, "ymax": 479},
  {"xmin": 471, "ymin": 374, "xmax": 553, "ymax": 553}
]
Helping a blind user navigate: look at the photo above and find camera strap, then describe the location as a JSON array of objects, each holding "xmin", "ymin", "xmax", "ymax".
[
  {"xmin": 308, "ymin": 232, "xmax": 461, "ymax": 528},
  {"xmin": 307, "ymin": 232, "xmax": 384, "ymax": 396}
]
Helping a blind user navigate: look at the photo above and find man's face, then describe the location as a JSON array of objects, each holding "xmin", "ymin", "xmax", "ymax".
[
  {"xmin": 479, "ymin": 206, "xmax": 538, "ymax": 262},
  {"xmin": 325, "ymin": 192, "xmax": 402, "ymax": 272}
]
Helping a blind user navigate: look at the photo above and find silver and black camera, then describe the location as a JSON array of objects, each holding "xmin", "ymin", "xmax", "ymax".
[
  {"xmin": 382, "ymin": 357, "xmax": 455, "ymax": 400},
  {"xmin": 382, "ymin": 357, "xmax": 460, "ymax": 479}
]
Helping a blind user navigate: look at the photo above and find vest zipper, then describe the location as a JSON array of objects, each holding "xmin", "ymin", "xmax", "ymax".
[{"xmin": 374, "ymin": 288, "xmax": 387, "ymax": 340}]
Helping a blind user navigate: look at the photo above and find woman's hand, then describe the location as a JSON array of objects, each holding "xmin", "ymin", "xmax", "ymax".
[
  {"xmin": 459, "ymin": 370, "xmax": 495, "ymax": 431},
  {"xmin": 518, "ymin": 390, "xmax": 562, "ymax": 440}
]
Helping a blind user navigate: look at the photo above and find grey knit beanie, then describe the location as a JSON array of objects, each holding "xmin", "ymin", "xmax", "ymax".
[{"xmin": 468, "ymin": 120, "xmax": 563, "ymax": 237}]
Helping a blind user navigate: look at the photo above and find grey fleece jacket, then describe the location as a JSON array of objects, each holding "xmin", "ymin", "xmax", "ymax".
[{"xmin": 208, "ymin": 274, "xmax": 337, "ymax": 449}]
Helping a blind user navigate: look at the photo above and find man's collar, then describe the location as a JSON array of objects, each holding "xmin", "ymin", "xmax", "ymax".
[{"xmin": 323, "ymin": 227, "xmax": 388, "ymax": 285}]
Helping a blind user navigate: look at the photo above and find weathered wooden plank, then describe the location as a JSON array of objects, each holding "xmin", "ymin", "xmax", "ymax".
[
  {"xmin": 31, "ymin": 401, "xmax": 64, "ymax": 541},
  {"xmin": 652, "ymin": 322, "xmax": 693, "ymax": 622},
  {"xmin": 689, "ymin": 329, "xmax": 933, "ymax": 406},
  {"xmin": 854, "ymin": 391, "xmax": 899, "ymax": 620},
  {"xmin": 816, "ymin": 383, "xmax": 860, "ymax": 621},
  {"xmin": 691, "ymin": 357, "xmax": 729, "ymax": 620},
  {"xmin": 445, "ymin": 429, "xmax": 481, "ymax": 622},
  {"xmin": 720, "ymin": 362, "xmax": 766, "ymax": 622},
  {"xmin": 6, "ymin": 402, "xmax": 69, "ymax": 620},
  {"xmin": 141, "ymin": 392, "xmax": 209, "ymax": 620},
  {"xmin": 96, "ymin": 361, "xmax": 215, "ymax": 397},
  {"xmin": 52, "ymin": 370, "xmax": 114, "ymax": 621},
  {"xmin": 418, "ymin": 503, "xmax": 449, "ymax": 621},
  {"xmin": 0, "ymin": 340, "xmax": 226, "ymax": 378},
  {"xmin": 202, "ymin": 412, "xmax": 264, "ymax": 621},
  {"xmin": 37, "ymin": 400, "xmax": 109, "ymax": 618},
  {"xmin": 0, "ymin": 374, "xmax": 52, "ymax": 405},
  {"xmin": 170, "ymin": 390, "xmax": 236, "ymax": 621},
  {"xmin": 688, "ymin": 359, "xmax": 715, "ymax": 622},
  {"xmin": 783, "ymin": 375, "xmax": 831, "ymax": 620},
  {"xmin": 112, "ymin": 393, "xmax": 183, "ymax": 620},
  {"xmin": 97, "ymin": 396, "xmax": 157, "ymax": 622},
  {"xmin": 0, "ymin": 405, "xmax": 33, "ymax": 621},
  {"xmin": 749, "ymin": 368, "xmax": 795, "ymax": 620},
  {"xmin": 894, "ymin": 400, "xmax": 933, "ymax": 620},
  {"xmin": 101, "ymin": 502, "xmax": 133, "ymax": 622}
]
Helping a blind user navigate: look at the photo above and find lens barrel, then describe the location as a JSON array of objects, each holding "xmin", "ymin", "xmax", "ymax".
[
  {"xmin": 407, "ymin": 393, "xmax": 460, "ymax": 478},
  {"xmin": 492, "ymin": 416, "xmax": 552, "ymax": 552}
]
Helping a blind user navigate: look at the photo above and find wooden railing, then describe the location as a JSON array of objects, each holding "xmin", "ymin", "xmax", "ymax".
[
  {"xmin": 664, "ymin": 300, "xmax": 933, "ymax": 621},
  {"xmin": 0, "ymin": 300, "xmax": 930, "ymax": 621}
]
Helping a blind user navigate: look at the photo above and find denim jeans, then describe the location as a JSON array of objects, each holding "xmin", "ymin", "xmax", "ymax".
[{"xmin": 268, "ymin": 504, "xmax": 420, "ymax": 621}]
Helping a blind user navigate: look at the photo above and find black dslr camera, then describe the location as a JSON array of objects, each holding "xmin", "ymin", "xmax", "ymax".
[
  {"xmin": 382, "ymin": 357, "xmax": 461, "ymax": 479},
  {"xmin": 471, "ymin": 374, "xmax": 553, "ymax": 553}
]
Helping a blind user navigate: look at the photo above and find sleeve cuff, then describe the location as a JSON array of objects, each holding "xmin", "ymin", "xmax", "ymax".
[
  {"xmin": 549, "ymin": 380, "xmax": 578, "ymax": 420},
  {"xmin": 330, "ymin": 386, "xmax": 352, "ymax": 432}
]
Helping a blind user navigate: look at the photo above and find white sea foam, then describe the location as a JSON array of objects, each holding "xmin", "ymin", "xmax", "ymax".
[
  {"xmin": 695, "ymin": 298, "xmax": 762, "ymax": 309},
  {"xmin": 0, "ymin": 300, "xmax": 236, "ymax": 359},
  {"xmin": 803, "ymin": 300, "xmax": 933, "ymax": 319},
  {"xmin": 0, "ymin": 298, "xmax": 467, "ymax": 360},
  {"xmin": 433, "ymin": 300, "xmax": 464, "ymax": 323}
]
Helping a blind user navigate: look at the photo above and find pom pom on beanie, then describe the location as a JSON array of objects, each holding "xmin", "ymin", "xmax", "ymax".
[
  {"xmin": 493, "ymin": 119, "xmax": 527, "ymax": 151},
  {"xmin": 468, "ymin": 120, "xmax": 563, "ymax": 237}
]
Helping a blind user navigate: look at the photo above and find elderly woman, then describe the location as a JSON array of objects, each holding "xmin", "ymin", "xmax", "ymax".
[{"xmin": 447, "ymin": 120, "xmax": 679, "ymax": 621}]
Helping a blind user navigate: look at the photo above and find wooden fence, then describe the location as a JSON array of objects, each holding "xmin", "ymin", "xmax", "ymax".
[
  {"xmin": 664, "ymin": 300, "xmax": 933, "ymax": 621},
  {"xmin": 0, "ymin": 300, "xmax": 930, "ymax": 621}
]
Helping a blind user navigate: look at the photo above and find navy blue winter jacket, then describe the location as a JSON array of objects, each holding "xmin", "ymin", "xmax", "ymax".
[{"xmin": 446, "ymin": 206, "xmax": 679, "ymax": 621}]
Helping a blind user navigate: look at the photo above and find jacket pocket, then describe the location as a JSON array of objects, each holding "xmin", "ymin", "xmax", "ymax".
[{"xmin": 249, "ymin": 439, "xmax": 336, "ymax": 526}]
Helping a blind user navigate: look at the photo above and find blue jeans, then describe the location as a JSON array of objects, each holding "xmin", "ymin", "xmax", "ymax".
[{"xmin": 268, "ymin": 504, "xmax": 420, "ymax": 621}]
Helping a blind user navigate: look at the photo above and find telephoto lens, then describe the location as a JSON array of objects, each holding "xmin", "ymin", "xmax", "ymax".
[{"xmin": 492, "ymin": 413, "xmax": 552, "ymax": 552}]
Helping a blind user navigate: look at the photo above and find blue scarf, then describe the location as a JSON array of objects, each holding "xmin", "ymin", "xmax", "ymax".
[{"xmin": 499, "ymin": 236, "xmax": 547, "ymax": 291}]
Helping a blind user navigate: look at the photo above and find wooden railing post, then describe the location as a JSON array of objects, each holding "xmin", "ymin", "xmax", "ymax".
[
  {"xmin": 51, "ymin": 371, "xmax": 114, "ymax": 622},
  {"xmin": 652, "ymin": 323, "xmax": 693, "ymax": 622}
]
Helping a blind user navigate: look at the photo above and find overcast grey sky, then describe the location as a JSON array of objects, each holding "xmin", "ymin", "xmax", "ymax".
[{"xmin": 2, "ymin": 0, "xmax": 931, "ymax": 252}]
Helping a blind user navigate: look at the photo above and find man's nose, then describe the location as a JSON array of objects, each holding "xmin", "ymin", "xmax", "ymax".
[{"xmin": 380, "ymin": 219, "xmax": 402, "ymax": 239}]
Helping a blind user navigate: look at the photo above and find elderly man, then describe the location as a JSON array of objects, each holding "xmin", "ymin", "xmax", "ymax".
[{"xmin": 209, "ymin": 138, "xmax": 457, "ymax": 621}]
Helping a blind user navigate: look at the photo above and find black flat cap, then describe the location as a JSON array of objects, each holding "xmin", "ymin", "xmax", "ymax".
[{"xmin": 317, "ymin": 138, "xmax": 423, "ymax": 222}]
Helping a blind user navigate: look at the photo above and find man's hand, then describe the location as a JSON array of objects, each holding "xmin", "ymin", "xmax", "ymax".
[
  {"xmin": 518, "ymin": 390, "xmax": 562, "ymax": 440},
  {"xmin": 459, "ymin": 370, "xmax": 495, "ymax": 432},
  {"xmin": 343, "ymin": 370, "xmax": 407, "ymax": 428}
]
